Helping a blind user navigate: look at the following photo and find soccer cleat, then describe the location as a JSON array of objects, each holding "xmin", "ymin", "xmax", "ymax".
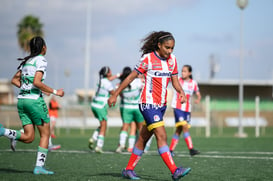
[
  {"xmin": 88, "ymin": 138, "xmax": 94, "ymax": 150},
  {"xmin": 48, "ymin": 144, "xmax": 61, "ymax": 151},
  {"xmin": 170, "ymin": 151, "xmax": 175, "ymax": 157},
  {"xmin": 10, "ymin": 139, "xmax": 16, "ymax": 151},
  {"xmin": 189, "ymin": 148, "xmax": 200, "ymax": 157},
  {"xmin": 172, "ymin": 167, "xmax": 191, "ymax": 181},
  {"xmin": 33, "ymin": 166, "xmax": 54, "ymax": 175},
  {"xmin": 122, "ymin": 168, "xmax": 140, "ymax": 180},
  {"xmin": 0, "ymin": 124, "xmax": 4, "ymax": 136},
  {"xmin": 116, "ymin": 145, "xmax": 125, "ymax": 153},
  {"xmin": 127, "ymin": 147, "xmax": 133, "ymax": 153},
  {"xmin": 95, "ymin": 146, "xmax": 103, "ymax": 153}
]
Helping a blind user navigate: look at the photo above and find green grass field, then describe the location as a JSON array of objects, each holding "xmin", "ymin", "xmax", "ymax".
[{"xmin": 1, "ymin": 127, "xmax": 273, "ymax": 181}]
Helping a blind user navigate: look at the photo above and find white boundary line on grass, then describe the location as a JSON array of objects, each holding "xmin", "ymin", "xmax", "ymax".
[{"xmin": 2, "ymin": 149, "xmax": 273, "ymax": 160}]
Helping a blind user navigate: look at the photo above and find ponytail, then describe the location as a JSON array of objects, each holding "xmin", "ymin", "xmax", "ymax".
[
  {"xmin": 17, "ymin": 36, "xmax": 46, "ymax": 69},
  {"xmin": 96, "ymin": 66, "xmax": 110, "ymax": 96},
  {"xmin": 119, "ymin": 66, "xmax": 132, "ymax": 90}
]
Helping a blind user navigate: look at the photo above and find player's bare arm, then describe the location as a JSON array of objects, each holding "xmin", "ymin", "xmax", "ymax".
[
  {"xmin": 108, "ymin": 70, "xmax": 138, "ymax": 107},
  {"xmin": 11, "ymin": 70, "xmax": 22, "ymax": 88},
  {"xmin": 33, "ymin": 71, "xmax": 64, "ymax": 97},
  {"xmin": 171, "ymin": 75, "xmax": 186, "ymax": 103}
]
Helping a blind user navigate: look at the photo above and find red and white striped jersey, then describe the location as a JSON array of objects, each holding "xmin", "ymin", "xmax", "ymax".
[
  {"xmin": 171, "ymin": 78, "xmax": 199, "ymax": 112},
  {"xmin": 135, "ymin": 51, "xmax": 178, "ymax": 106}
]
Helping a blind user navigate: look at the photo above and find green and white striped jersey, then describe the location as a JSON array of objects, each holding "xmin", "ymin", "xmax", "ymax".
[
  {"xmin": 120, "ymin": 78, "xmax": 143, "ymax": 109},
  {"xmin": 91, "ymin": 78, "xmax": 114, "ymax": 109},
  {"xmin": 17, "ymin": 55, "xmax": 47, "ymax": 100}
]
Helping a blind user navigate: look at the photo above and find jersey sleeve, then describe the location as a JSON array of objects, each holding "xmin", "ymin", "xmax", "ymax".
[
  {"xmin": 171, "ymin": 56, "xmax": 178, "ymax": 76},
  {"xmin": 193, "ymin": 80, "xmax": 200, "ymax": 93},
  {"xmin": 36, "ymin": 57, "xmax": 47, "ymax": 73},
  {"xmin": 105, "ymin": 80, "xmax": 114, "ymax": 92},
  {"xmin": 134, "ymin": 54, "xmax": 149, "ymax": 74}
]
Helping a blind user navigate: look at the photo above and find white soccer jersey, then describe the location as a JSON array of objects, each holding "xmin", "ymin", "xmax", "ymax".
[
  {"xmin": 171, "ymin": 78, "xmax": 199, "ymax": 112},
  {"xmin": 120, "ymin": 78, "xmax": 143, "ymax": 109},
  {"xmin": 135, "ymin": 52, "xmax": 178, "ymax": 106},
  {"xmin": 91, "ymin": 78, "xmax": 114, "ymax": 108},
  {"xmin": 17, "ymin": 55, "xmax": 47, "ymax": 100}
]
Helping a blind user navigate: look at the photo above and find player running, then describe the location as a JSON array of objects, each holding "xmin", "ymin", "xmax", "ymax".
[
  {"xmin": 0, "ymin": 36, "xmax": 64, "ymax": 174},
  {"xmin": 108, "ymin": 31, "xmax": 191, "ymax": 180},
  {"xmin": 115, "ymin": 67, "xmax": 144, "ymax": 153},
  {"xmin": 169, "ymin": 65, "xmax": 201, "ymax": 156},
  {"xmin": 88, "ymin": 66, "xmax": 119, "ymax": 153}
]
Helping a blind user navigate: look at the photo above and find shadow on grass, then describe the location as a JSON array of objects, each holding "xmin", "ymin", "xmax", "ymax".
[
  {"xmin": 0, "ymin": 168, "xmax": 32, "ymax": 174},
  {"xmin": 88, "ymin": 172, "xmax": 169, "ymax": 181}
]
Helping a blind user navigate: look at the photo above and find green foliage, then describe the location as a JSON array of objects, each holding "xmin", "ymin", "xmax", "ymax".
[{"xmin": 17, "ymin": 15, "xmax": 44, "ymax": 52}]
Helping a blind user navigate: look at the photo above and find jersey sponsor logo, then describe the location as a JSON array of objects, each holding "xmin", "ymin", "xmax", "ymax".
[{"xmin": 154, "ymin": 71, "xmax": 171, "ymax": 77}]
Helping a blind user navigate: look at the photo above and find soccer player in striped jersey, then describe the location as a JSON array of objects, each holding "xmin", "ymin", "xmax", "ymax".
[
  {"xmin": 0, "ymin": 36, "xmax": 64, "ymax": 174},
  {"xmin": 170, "ymin": 65, "xmax": 201, "ymax": 156},
  {"xmin": 108, "ymin": 31, "xmax": 191, "ymax": 180},
  {"xmin": 116, "ymin": 67, "xmax": 144, "ymax": 153},
  {"xmin": 88, "ymin": 66, "xmax": 119, "ymax": 153}
]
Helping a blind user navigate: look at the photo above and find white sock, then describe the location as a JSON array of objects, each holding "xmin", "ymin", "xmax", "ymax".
[
  {"xmin": 119, "ymin": 131, "xmax": 128, "ymax": 147},
  {"xmin": 92, "ymin": 129, "xmax": 99, "ymax": 141},
  {"xmin": 128, "ymin": 135, "xmax": 136, "ymax": 149},
  {"xmin": 36, "ymin": 146, "xmax": 48, "ymax": 167},
  {"xmin": 49, "ymin": 137, "xmax": 53, "ymax": 146},
  {"xmin": 4, "ymin": 129, "xmax": 17, "ymax": 139},
  {"xmin": 96, "ymin": 135, "xmax": 104, "ymax": 148}
]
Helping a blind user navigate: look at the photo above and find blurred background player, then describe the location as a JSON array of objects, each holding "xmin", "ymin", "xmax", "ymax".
[
  {"xmin": 0, "ymin": 36, "xmax": 64, "ymax": 174},
  {"xmin": 169, "ymin": 65, "xmax": 201, "ymax": 156},
  {"xmin": 88, "ymin": 66, "xmax": 119, "ymax": 153},
  {"xmin": 115, "ymin": 67, "xmax": 144, "ymax": 153},
  {"xmin": 48, "ymin": 96, "xmax": 60, "ymax": 138},
  {"xmin": 48, "ymin": 96, "xmax": 61, "ymax": 151},
  {"xmin": 108, "ymin": 31, "xmax": 191, "ymax": 180}
]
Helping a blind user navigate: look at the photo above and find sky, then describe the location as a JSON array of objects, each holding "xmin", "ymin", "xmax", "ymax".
[{"xmin": 0, "ymin": 0, "xmax": 273, "ymax": 94}]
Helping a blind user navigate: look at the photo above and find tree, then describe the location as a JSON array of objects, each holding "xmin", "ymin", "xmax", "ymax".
[{"xmin": 17, "ymin": 15, "xmax": 44, "ymax": 53}]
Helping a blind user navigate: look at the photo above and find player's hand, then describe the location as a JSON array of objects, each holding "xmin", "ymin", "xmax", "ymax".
[
  {"xmin": 108, "ymin": 95, "xmax": 117, "ymax": 107},
  {"xmin": 194, "ymin": 99, "xmax": 200, "ymax": 104},
  {"xmin": 56, "ymin": 89, "xmax": 65, "ymax": 97},
  {"xmin": 179, "ymin": 92, "xmax": 187, "ymax": 104}
]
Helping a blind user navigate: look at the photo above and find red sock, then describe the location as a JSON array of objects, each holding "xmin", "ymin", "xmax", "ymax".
[
  {"xmin": 169, "ymin": 137, "xmax": 179, "ymax": 152},
  {"xmin": 159, "ymin": 146, "xmax": 177, "ymax": 174},
  {"xmin": 184, "ymin": 135, "xmax": 193, "ymax": 149},
  {"xmin": 126, "ymin": 148, "xmax": 143, "ymax": 170}
]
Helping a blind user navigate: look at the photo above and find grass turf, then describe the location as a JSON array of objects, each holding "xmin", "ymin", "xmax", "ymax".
[{"xmin": 1, "ymin": 127, "xmax": 273, "ymax": 181}]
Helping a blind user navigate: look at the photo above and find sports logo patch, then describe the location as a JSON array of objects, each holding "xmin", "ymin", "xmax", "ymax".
[{"xmin": 154, "ymin": 115, "xmax": 160, "ymax": 122}]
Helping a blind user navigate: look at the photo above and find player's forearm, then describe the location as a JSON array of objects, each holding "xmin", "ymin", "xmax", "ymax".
[
  {"xmin": 113, "ymin": 70, "xmax": 138, "ymax": 97},
  {"xmin": 11, "ymin": 70, "xmax": 21, "ymax": 88}
]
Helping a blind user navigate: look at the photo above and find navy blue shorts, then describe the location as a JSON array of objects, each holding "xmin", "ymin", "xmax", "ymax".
[
  {"xmin": 139, "ymin": 104, "xmax": 166, "ymax": 131},
  {"xmin": 173, "ymin": 108, "xmax": 191, "ymax": 127}
]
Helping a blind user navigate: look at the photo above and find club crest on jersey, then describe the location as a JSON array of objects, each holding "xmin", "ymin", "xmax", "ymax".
[
  {"xmin": 154, "ymin": 115, "xmax": 160, "ymax": 122},
  {"xmin": 168, "ymin": 59, "xmax": 174, "ymax": 65},
  {"xmin": 188, "ymin": 83, "xmax": 193, "ymax": 90}
]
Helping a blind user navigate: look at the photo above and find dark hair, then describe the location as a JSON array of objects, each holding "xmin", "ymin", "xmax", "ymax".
[
  {"xmin": 96, "ymin": 66, "xmax": 110, "ymax": 96},
  {"xmin": 17, "ymin": 36, "xmax": 46, "ymax": 69},
  {"xmin": 140, "ymin": 31, "xmax": 174, "ymax": 56},
  {"xmin": 183, "ymin": 65, "xmax": 193, "ymax": 79},
  {"xmin": 119, "ymin": 66, "xmax": 132, "ymax": 90}
]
